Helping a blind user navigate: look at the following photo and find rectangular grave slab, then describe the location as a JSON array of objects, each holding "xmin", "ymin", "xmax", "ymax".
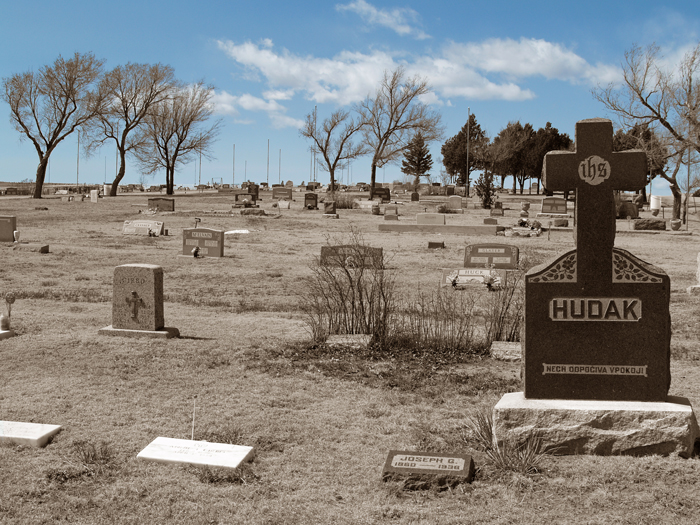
[
  {"xmin": 416, "ymin": 213, "xmax": 446, "ymax": 226},
  {"xmin": 384, "ymin": 204, "xmax": 398, "ymax": 215},
  {"xmin": 490, "ymin": 207, "xmax": 504, "ymax": 217},
  {"xmin": 428, "ymin": 241, "xmax": 445, "ymax": 249},
  {"xmin": 464, "ymin": 244, "xmax": 519, "ymax": 269},
  {"xmin": 0, "ymin": 216, "xmax": 17, "ymax": 242},
  {"xmin": 440, "ymin": 268, "xmax": 506, "ymax": 288},
  {"xmin": 111, "ymin": 264, "xmax": 164, "ymax": 331},
  {"xmin": 148, "ymin": 198, "xmax": 175, "ymax": 212},
  {"xmin": 382, "ymin": 450, "xmax": 474, "ymax": 490},
  {"xmin": 0, "ymin": 421, "xmax": 62, "ymax": 447},
  {"xmin": 541, "ymin": 197, "xmax": 568, "ymax": 214},
  {"xmin": 182, "ymin": 228, "xmax": 225, "ymax": 257},
  {"xmin": 272, "ymin": 187, "xmax": 293, "ymax": 200},
  {"xmin": 122, "ymin": 220, "xmax": 164, "ymax": 236},
  {"xmin": 320, "ymin": 245, "xmax": 383, "ymax": 268},
  {"xmin": 525, "ymin": 118, "xmax": 669, "ymax": 402},
  {"xmin": 137, "ymin": 436, "xmax": 254, "ymax": 470}
]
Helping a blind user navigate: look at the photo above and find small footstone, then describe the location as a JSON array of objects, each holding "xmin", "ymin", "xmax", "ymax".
[
  {"xmin": 428, "ymin": 241, "xmax": 445, "ymax": 249},
  {"xmin": 0, "ymin": 329, "xmax": 16, "ymax": 341},
  {"xmin": 483, "ymin": 218, "xmax": 498, "ymax": 225},
  {"xmin": 552, "ymin": 218, "xmax": 568, "ymax": 227},
  {"xmin": 382, "ymin": 450, "xmax": 474, "ymax": 491},
  {"xmin": 634, "ymin": 218, "xmax": 666, "ymax": 231},
  {"xmin": 326, "ymin": 334, "xmax": 372, "ymax": 350},
  {"xmin": 137, "ymin": 436, "xmax": 254, "ymax": 469},
  {"xmin": 0, "ymin": 421, "xmax": 62, "ymax": 447},
  {"xmin": 494, "ymin": 392, "xmax": 699, "ymax": 457}
]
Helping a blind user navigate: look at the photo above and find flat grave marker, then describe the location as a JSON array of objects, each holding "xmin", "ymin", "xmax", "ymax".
[
  {"xmin": 0, "ymin": 215, "xmax": 17, "ymax": 242},
  {"xmin": 122, "ymin": 220, "xmax": 164, "ymax": 237},
  {"xmin": 272, "ymin": 187, "xmax": 293, "ymax": 200},
  {"xmin": 382, "ymin": 450, "xmax": 474, "ymax": 490},
  {"xmin": 464, "ymin": 244, "xmax": 519, "ymax": 270},
  {"xmin": 182, "ymin": 228, "xmax": 225, "ymax": 257},
  {"xmin": 137, "ymin": 436, "xmax": 254, "ymax": 470},
  {"xmin": 440, "ymin": 268, "xmax": 506, "ymax": 288},
  {"xmin": 416, "ymin": 213, "xmax": 445, "ymax": 226},
  {"xmin": 0, "ymin": 421, "xmax": 62, "ymax": 447},
  {"xmin": 148, "ymin": 198, "xmax": 175, "ymax": 212}
]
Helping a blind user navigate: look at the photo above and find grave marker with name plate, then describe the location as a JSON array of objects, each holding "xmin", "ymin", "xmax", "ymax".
[
  {"xmin": 320, "ymin": 245, "xmax": 383, "ymax": 268},
  {"xmin": 0, "ymin": 215, "xmax": 17, "ymax": 242},
  {"xmin": 374, "ymin": 187, "xmax": 391, "ymax": 203},
  {"xmin": 122, "ymin": 220, "xmax": 164, "ymax": 236},
  {"xmin": 137, "ymin": 436, "xmax": 254, "ymax": 470},
  {"xmin": 440, "ymin": 268, "xmax": 506, "ymax": 288},
  {"xmin": 525, "ymin": 118, "xmax": 670, "ymax": 401},
  {"xmin": 541, "ymin": 197, "xmax": 568, "ymax": 214},
  {"xmin": 182, "ymin": 228, "xmax": 225, "ymax": 257},
  {"xmin": 464, "ymin": 244, "xmax": 519, "ymax": 270},
  {"xmin": 272, "ymin": 187, "xmax": 293, "ymax": 200},
  {"xmin": 382, "ymin": 450, "xmax": 474, "ymax": 490}
]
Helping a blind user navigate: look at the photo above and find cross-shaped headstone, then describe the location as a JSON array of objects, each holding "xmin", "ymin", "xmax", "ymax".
[
  {"xmin": 126, "ymin": 291, "xmax": 145, "ymax": 320},
  {"xmin": 542, "ymin": 118, "xmax": 647, "ymax": 294}
]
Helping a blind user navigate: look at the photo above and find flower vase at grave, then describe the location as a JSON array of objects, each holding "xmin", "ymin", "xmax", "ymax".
[
  {"xmin": 671, "ymin": 219, "xmax": 682, "ymax": 231},
  {"xmin": 0, "ymin": 314, "xmax": 9, "ymax": 330}
]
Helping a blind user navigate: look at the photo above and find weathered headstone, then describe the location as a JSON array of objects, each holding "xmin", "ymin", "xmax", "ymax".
[
  {"xmin": 374, "ymin": 187, "xmax": 391, "ymax": 203},
  {"xmin": 411, "ymin": 192, "xmax": 420, "ymax": 202},
  {"xmin": 540, "ymin": 197, "xmax": 568, "ymax": 215},
  {"xmin": 90, "ymin": 189, "xmax": 99, "ymax": 203},
  {"xmin": 148, "ymin": 198, "xmax": 175, "ymax": 212},
  {"xmin": 182, "ymin": 228, "xmax": 225, "ymax": 257},
  {"xmin": 490, "ymin": 207, "xmax": 504, "ymax": 217},
  {"xmin": 617, "ymin": 201, "xmax": 638, "ymax": 219},
  {"xmin": 323, "ymin": 201, "xmax": 337, "ymax": 215},
  {"xmin": 464, "ymin": 244, "xmax": 519, "ymax": 270},
  {"xmin": 483, "ymin": 218, "xmax": 498, "ymax": 225},
  {"xmin": 634, "ymin": 218, "xmax": 666, "ymax": 231},
  {"xmin": 320, "ymin": 245, "xmax": 383, "ymax": 268},
  {"xmin": 122, "ymin": 220, "xmax": 164, "ymax": 236},
  {"xmin": 523, "ymin": 119, "xmax": 669, "ymax": 401},
  {"xmin": 446, "ymin": 186, "xmax": 455, "ymax": 196},
  {"xmin": 428, "ymin": 241, "xmax": 444, "ymax": 249},
  {"xmin": 304, "ymin": 193, "xmax": 318, "ymax": 209},
  {"xmin": 382, "ymin": 450, "xmax": 474, "ymax": 490},
  {"xmin": 446, "ymin": 195, "xmax": 462, "ymax": 210},
  {"xmin": 272, "ymin": 187, "xmax": 293, "ymax": 200},
  {"xmin": 98, "ymin": 264, "xmax": 179, "ymax": 338},
  {"xmin": 384, "ymin": 204, "xmax": 398, "ymax": 215},
  {"xmin": 688, "ymin": 253, "xmax": 700, "ymax": 295},
  {"xmin": 0, "ymin": 216, "xmax": 17, "ymax": 242},
  {"xmin": 285, "ymin": 180, "xmax": 294, "ymax": 188},
  {"xmin": 416, "ymin": 213, "xmax": 445, "ymax": 226},
  {"xmin": 0, "ymin": 421, "xmax": 62, "ymax": 447},
  {"xmin": 138, "ymin": 436, "xmax": 254, "ymax": 470}
]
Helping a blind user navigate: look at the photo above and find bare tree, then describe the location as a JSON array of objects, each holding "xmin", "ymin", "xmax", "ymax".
[
  {"xmin": 300, "ymin": 109, "xmax": 367, "ymax": 197},
  {"xmin": 357, "ymin": 67, "xmax": 443, "ymax": 199},
  {"xmin": 136, "ymin": 82, "xmax": 221, "ymax": 195},
  {"xmin": 2, "ymin": 52, "xmax": 105, "ymax": 198},
  {"xmin": 86, "ymin": 63, "xmax": 176, "ymax": 196},
  {"xmin": 593, "ymin": 43, "xmax": 700, "ymax": 218}
]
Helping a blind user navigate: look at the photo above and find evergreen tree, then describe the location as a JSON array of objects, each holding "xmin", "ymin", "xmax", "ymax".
[
  {"xmin": 401, "ymin": 132, "xmax": 433, "ymax": 189},
  {"xmin": 441, "ymin": 113, "xmax": 489, "ymax": 194}
]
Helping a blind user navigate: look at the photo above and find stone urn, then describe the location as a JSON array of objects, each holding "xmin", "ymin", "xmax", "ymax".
[
  {"xmin": 651, "ymin": 209, "xmax": 659, "ymax": 216},
  {"xmin": 520, "ymin": 211, "xmax": 529, "ymax": 218},
  {"xmin": 521, "ymin": 202, "xmax": 531, "ymax": 211},
  {"xmin": 0, "ymin": 314, "xmax": 9, "ymax": 331},
  {"xmin": 371, "ymin": 204, "xmax": 380, "ymax": 215},
  {"xmin": 671, "ymin": 219, "xmax": 682, "ymax": 231}
]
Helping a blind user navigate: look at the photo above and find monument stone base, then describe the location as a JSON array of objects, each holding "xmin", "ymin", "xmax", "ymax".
[
  {"xmin": 0, "ymin": 329, "xmax": 16, "ymax": 341},
  {"xmin": 687, "ymin": 285, "xmax": 700, "ymax": 295},
  {"xmin": 493, "ymin": 392, "xmax": 699, "ymax": 458},
  {"xmin": 98, "ymin": 326, "xmax": 180, "ymax": 339}
]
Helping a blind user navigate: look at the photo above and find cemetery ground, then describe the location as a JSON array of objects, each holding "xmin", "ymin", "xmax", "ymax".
[{"xmin": 1, "ymin": 190, "xmax": 700, "ymax": 524}]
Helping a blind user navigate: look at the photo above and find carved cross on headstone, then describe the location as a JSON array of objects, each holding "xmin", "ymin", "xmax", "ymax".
[
  {"xmin": 125, "ymin": 291, "xmax": 145, "ymax": 320},
  {"xmin": 542, "ymin": 119, "xmax": 647, "ymax": 294}
]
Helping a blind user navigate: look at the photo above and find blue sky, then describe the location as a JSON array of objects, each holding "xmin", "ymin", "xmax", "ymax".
[{"xmin": 1, "ymin": 0, "xmax": 698, "ymax": 195}]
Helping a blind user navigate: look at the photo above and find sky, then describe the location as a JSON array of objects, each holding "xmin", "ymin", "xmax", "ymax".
[{"xmin": 0, "ymin": 0, "xmax": 698, "ymax": 195}]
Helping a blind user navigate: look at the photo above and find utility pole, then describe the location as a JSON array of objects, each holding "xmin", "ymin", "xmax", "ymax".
[
  {"xmin": 76, "ymin": 132, "xmax": 80, "ymax": 193},
  {"xmin": 267, "ymin": 139, "xmax": 270, "ymax": 186},
  {"xmin": 279, "ymin": 149, "xmax": 281, "ymax": 184},
  {"xmin": 233, "ymin": 144, "xmax": 235, "ymax": 187},
  {"xmin": 466, "ymin": 107, "xmax": 470, "ymax": 197}
]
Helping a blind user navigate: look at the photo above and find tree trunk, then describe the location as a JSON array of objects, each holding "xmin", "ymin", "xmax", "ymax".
[
  {"xmin": 166, "ymin": 165, "xmax": 175, "ymax": 195},
  {"xmin": 670, "ymin": 182, "xmax": 682, "ymax": 219},
  {"xmin": 329, "ymin": 169, "xmax": 335, "ymax": 201},
  {"xmin": 33, "ymin": 156, "xmax": 49, "ymax": 198},
  {"xmin": 110, "ymin": 148, "xmax": 127, "ymax": 196},
  {"xmin": 369, "ymin": 163, "xmax": 377, "ymax": 200}
]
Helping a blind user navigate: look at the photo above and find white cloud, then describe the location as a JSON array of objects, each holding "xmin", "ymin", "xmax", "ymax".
[
  {"xmin": 336, "ymin": 0, "xmax": 430, "ymax": 40},
  {"xmin": 216, "ymin": 37, "xmax": 628, "ymax": 110},
  {"xmin": 211, "ymin": 91, "xmax": 302, "ymax": 129}
]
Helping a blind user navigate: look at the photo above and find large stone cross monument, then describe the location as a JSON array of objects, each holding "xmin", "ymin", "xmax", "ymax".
[
  {"xmin": 524, "ymin": 118, "xmax": 670, "ymax": 401},
  {"xmin": 493, "ymin": 119, "xmax": 697, "ymax": 457}
]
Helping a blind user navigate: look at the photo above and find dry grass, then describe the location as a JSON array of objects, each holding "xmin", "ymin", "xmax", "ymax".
[{"xmin": 1, "ymin": 189, "xmax": 700, "ymax": 523}]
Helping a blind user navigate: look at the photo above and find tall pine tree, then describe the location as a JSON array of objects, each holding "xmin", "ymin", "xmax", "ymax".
[{"xmin": 401, "ymin": 132, "xmax": 433, "ymax": 189}]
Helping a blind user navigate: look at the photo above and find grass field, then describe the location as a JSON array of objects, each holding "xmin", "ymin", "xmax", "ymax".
[{"xmin": 1, "ymin": 190, "xmax": 700, "ymax": 524}]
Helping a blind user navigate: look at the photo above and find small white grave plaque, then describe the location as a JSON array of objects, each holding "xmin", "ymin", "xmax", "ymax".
[
  {"xmin": 0, "ymin": 421, "xmax": 62, "ymax": 447},
  {"xmin": 137, "ymin": 436, "xmax": 254, "ymax": 469}
]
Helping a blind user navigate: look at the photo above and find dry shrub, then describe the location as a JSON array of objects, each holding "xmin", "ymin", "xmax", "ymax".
[{"xmin": 333, "ymin": 193, "xmax": 358, "ymax": 209}]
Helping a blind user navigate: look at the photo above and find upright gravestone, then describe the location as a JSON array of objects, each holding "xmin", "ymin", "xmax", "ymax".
[
  {"xmin": 90, "ymin": 189, "xmax": 99, "ymax": 203},
  {"xmin": 98, "ymin": 264, "xmax": 179, "ymax": 338},
  {"xmin": 182, "ymin": 228, "xmax": 225, "ymax": 257},
  {"xmin": 304, "ymin": 193, "xmax": 318, "ymax": 210},
  {"xmin": 272, "ymin": 187, "xmax": 293, "ymax": 200},
  {"xmin": 411, "ymin": 192, "xmax": 420, "ymax": 202},
  {"xmin": 374, "ymin": 187, "xmax": 391, "ymax": 203},
  {"xmin": 494, "ymin": 119, "xmax": 695, "ymax": 457},
  {"xmin": 0, "ymin": 216, "xmax": 17, "ymax": 242},
  {"xmin": 464, "ymin": 244, "xmax": 519, "ymax": 270},
  {"xmin": 446, "ymin": 195, "xmax": 462, "ymax": 211},
  {"xmin": 539, "ymin": 197, "xmax": 568, "ymax": 215}
]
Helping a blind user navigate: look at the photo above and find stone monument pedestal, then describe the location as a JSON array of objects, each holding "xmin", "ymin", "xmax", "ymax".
[
  {"xmin": 98, "ymin": 326, "xmax": 179, "ymax": 339},
  {"xmin": 493, "ymin": 392, "xmax": 699, "ymax": 457}
]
